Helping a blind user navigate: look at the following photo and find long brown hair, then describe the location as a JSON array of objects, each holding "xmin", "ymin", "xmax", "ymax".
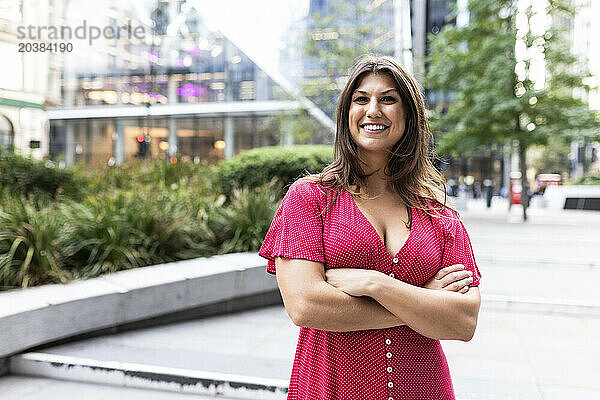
[{"xmin": 302, "ymin": 54, "xmax": 448, "ymax": 214}]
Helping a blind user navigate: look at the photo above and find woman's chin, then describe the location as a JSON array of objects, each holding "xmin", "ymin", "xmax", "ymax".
[{"xmin": 356, "ymin": 142, "xmax": 393, "ymax": 154}]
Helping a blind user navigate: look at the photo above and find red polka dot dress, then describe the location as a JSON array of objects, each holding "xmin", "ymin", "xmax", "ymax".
[{"xmin": 259, "ymin": 179, "xmax": 481, "ymax": 400}]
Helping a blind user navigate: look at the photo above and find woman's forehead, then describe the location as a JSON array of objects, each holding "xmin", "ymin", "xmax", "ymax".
[{"xmin": 354, "ymin": 73, "xmax": 399, "ymax": 92}]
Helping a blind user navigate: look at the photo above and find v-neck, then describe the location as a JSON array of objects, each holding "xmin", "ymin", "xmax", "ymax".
[{"xmin": 347, "ymin": 190, "xmax": 414, "ymax": 259}]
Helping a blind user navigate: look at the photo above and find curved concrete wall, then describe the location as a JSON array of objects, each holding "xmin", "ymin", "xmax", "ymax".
[{"xmin": 0, "ymin": 253, "xmax": 277, "ymax": 359}]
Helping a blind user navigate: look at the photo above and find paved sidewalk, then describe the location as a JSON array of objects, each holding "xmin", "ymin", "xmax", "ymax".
[
  {"xmin": 6, "ymin": 304, "xmax": 599, "ymax": 399},
  {"xmin": 460, "ymin": 199, "xmax": 600, "ymax": 314},
  {"xmin": 0, "ymin": 376, "xmax": 238, "ymax": 400},
  {"xmin": 2, "ymin": 201, "xmax": 599, "ymax": 399}
]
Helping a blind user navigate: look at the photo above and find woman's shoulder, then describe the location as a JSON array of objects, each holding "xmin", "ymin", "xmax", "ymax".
[
  {"xmin": 293, "ymin": 175, "xmax": 337, "ymax": 193},
  {"xmin": 290, "ymin": 175, "xmax": 320, "ymax": 192},
  {"xmin": 287, "ymin": 175, "xmax": 331, "ymax": 203}
]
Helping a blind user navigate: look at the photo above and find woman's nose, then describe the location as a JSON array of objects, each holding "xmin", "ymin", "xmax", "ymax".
[{"xmin": 366, "ymin": 98, "xmax": 382, "ymax": 117}]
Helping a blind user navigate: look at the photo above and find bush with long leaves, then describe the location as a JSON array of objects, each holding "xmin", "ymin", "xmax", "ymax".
[
  {"xmin": 59, "ymin": 187, "xmax": 215, "ymax": 278},
  {"xmin": 0, "ymin": 157, "xmax": 287, "ymax": 290},
  {"xmin": 0, "ymin": 192, "xmax": 71, "ymax": 289},
  {"xmin": 208, "ymin": 179, "xmax": 281, "ymax": 254}
]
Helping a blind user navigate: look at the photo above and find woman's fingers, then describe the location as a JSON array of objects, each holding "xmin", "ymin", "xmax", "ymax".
[
  {"xmin": 434, "ymin": 264, "xmax": 465, "ymax": 279},
  {"xmin": 439, "ymin": 269, "xmax": 473, "ymax": 287},
  {"xmin": 444, "ymin": 276, "xmax": 474, "ymax": 292},
  {"xmin": 426, "ymin": 264, "xmax": 474, "ymax": 292}
]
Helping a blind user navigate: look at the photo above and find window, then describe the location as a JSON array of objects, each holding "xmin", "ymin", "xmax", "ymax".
[{"xmin": 0, "ymin": 115, "xmax": 14, "ymax": 152}]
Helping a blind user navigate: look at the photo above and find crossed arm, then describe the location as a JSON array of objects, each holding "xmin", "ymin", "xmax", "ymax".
[{"xmin": 275, "ymin": 257, "xmax": 481, "ymax": 342}]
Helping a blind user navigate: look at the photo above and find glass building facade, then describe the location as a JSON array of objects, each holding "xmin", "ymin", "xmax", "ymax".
[
  {"xmin": 49, "ymin": 114, "xmax": 281, "ymax": 168},
  {"xmin": 48, "ymin": 0, "xmax": 317, "ymax": 168}
]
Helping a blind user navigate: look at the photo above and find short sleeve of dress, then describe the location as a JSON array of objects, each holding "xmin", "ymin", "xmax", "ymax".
[
  {"xmin": 258, "ymin": 180, "xmax": 325, "ymax": 275},
  {"xmin": 440, "ymin": 209, "xmax": 482, "ymax": 287}
]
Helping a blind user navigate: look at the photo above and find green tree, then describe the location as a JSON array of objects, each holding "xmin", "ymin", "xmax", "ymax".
[
  {"xmin": 529, "ymin": 136, "xmax": 571, "ymax": 176},
  {"xmin": 427, "ymin": 0, "xmax": 599, "ymax": 220}
]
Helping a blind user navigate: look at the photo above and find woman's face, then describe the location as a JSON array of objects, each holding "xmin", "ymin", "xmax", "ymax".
[{"xmin": 348, "ymin": 73, "xmax": 406, "ymax": 156}]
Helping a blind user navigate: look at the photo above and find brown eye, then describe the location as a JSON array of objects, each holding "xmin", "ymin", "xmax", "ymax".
[
  {"xmin": 381, "ymin": 96, "xmax": 397, "ymax": 102},
  {"xmin": 353, "ymin": 96, "xmax": 368, "ymax": 102}
]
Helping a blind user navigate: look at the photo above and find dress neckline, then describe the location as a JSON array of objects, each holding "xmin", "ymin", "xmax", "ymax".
[{"xmin": 346, "ymin": 190, "xmax": 415, "ymax": 259}]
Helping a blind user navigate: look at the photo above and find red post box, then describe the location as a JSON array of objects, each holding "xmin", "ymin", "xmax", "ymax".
[{"xmin": 510, "ymin": 172, "xmax": 522, "ymax": 205}]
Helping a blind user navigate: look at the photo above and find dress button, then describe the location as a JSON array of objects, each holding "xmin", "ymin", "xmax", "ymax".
[
  {"xmin": 392, "ymin": 257, "xmax": 399, "ymax": 263},
  {"xmin": 386, "ymin": 352, "xmax": 392, "ymax": 358},
  {"xmin": 385, "ymin": 339, "xmax": 391, "ymax": 345},
  {"xmin": 389, "ymin": 397, "xmax": 394, "ymax": 400},
  {"xmin": 387, "ymin": 381, "xmax": 394, "ymax": 388},
  {"xmin": 387, "ymin": 366, "xmax": 393, "ymax": 373},
  {"xmin": 389, "ymin": 273, "xmax": 395, "ymax": 278}
]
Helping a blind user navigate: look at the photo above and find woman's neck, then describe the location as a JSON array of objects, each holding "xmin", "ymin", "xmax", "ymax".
[
  {"xmin": 357, "ymin": 150, "xmax": 391, "ymax": 196},
  {"xmin": 362, "ymin": 172, "xmax": 389, "ymax": 196}
]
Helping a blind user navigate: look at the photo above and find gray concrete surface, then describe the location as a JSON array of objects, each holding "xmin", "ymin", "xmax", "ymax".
[
  {"xmin": 9, "ymin": 352, "xmax": 287, "ymax": 399},
  {"xmin": 0, "ymin": 253, "xmax": 278, "ymax": 358},
  {"xmin": 0, "ymin": 376, "xmax": 240, "ymax": 400},
  {"xmin": 2, "ymin": 198, "xmax": 600, "ymax": 399},
  {"xmin": 4, "ymin": 305, "xmax": 600, "ymax": 399},
  {"xmin": 466, "ymin": 202, "xmax": 599, "ymax": 267}
]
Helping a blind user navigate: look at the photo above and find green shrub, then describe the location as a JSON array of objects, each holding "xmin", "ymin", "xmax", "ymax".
[
  {"xmin": 0, "ymin": 148, "xmax": 82, "ymax": 199},
  {"xmin": 77, "ymin": 158, "xmax": 211, "ymax": 195},
  {"xmin": 0, "ymin": 148, "xmax": 323, "ymax": 290},
  {"xmin": 210, "ymin": 145, "xmax": 333, "ymax": 197},
  {"xmin": 205, "ymin": 179, "xmax": 281, "ymax": 254},
  {"xmin": 0, "ymin": 182, "xmax": 219, "ymax": 289},
  {"xmin": 0, "ymin": 192, "xmax": 71, "ymax": 289},
  {"xmin": 572, "ymin": 173, "xmax": 600, "ymax": 185},
  {"xmin": 60, "ymin": 186, "xmax": 215, "ymax": 278}
]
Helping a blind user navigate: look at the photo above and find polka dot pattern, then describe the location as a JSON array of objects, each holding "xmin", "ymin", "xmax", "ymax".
[{"xmin": 259, "ymin": 179, "xmax": 482, "ymax": 400}]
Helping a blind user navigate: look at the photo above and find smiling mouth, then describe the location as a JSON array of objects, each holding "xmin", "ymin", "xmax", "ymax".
[{"xmin": 361, "ymin": 124, "xmax": 389, "ymax": 133}]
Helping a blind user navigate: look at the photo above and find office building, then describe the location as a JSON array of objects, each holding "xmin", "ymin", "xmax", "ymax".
[
  {"xmin": 47, "ymin": 0, "xmax": 332, "ymax": 167},
  {"xmin": 0, "ymin": 0, "xmax": 63, "ymax": 159}
]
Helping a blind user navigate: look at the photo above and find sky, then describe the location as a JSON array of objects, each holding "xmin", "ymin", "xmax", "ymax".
[{"xmin": 192, "ymin": 0, "xmax": 310, "ymax": 71}]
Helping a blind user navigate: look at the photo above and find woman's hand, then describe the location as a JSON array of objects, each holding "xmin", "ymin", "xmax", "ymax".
[
  {"xmin": 325, "ymin": 264, "xmax": 473, "ymax": 297},
  {"xmin": 324, "ymin": 268, "xmax": 378, "ymax": 297},
  {"xmin": 424, "ymin": 264, "xmax": 473, "ymax": 294}
]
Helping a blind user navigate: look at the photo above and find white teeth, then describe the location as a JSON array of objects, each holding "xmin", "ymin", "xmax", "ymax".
[{"xmin": 363, "ymin": 124, "xmax": 387, "ymax": 131}]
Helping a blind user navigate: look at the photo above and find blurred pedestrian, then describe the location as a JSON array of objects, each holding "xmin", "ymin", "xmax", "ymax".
[
  {"xmin": 458, "ymin": 182, "xmax": 467, "ymax": 198},
  {"xmin": 483, "ymin": 179, "xmax": 493, "ymax": 208},
  {"xmin": 447, "ymin": 178, "xmax": 457, "ymax": 196},
  {"xmin": 259, "ymin": 55, "xmax": 481, "ymax": 400},
  {"xmin": 474, "ymin": 181, "xmax": 482, "ymax": 199}
]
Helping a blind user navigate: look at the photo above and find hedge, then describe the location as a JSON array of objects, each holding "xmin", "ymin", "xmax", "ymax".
[
  {"xmin": 572, "ymin": 173, "xmax": 600, "ymax": 185},
  {"xmin": 210, "ymin": 145, "xmax": 333, "ymax": 197},
  {"xmin": 0, "ymin": 149, "xmax": 81, "ymax": 199}
]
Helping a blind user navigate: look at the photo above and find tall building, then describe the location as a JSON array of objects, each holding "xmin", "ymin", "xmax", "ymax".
[
  {"xmin": 0, "ymin": 0, "xmax": 63, "ymax": 159},
  {"xmin": 568, "ymin": 0, "xmax": 600, "ymax": 177}
]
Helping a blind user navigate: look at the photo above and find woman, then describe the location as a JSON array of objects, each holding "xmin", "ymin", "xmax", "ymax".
[{"xmin": 259, "ymin": 55, "xmax": 481, "ymax": 400}]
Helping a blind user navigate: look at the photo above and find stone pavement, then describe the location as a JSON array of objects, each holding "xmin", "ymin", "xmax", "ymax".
[
  {"xmin": 4, "ymin": 304, "xmax": 599, "ymax": 399},
  {"xmin": 0, "ymin": 376, "xmax": 240, "ymax": 400},
  {"xmin": 1, "ymin": 199, "xmax": 599, "ymax": 399},
  {"xmin": 460, "ymin": 199, "xmax": 600, "ymax": 313}
]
